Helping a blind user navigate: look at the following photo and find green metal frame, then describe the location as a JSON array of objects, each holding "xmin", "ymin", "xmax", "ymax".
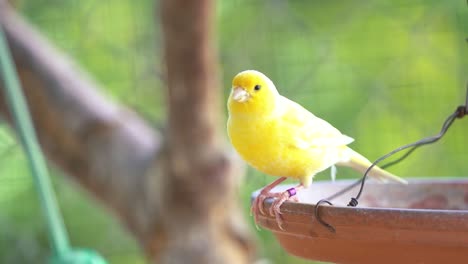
[{"xmin": 0, "ymin": 23, "xmax": 105, "ymax": 264}]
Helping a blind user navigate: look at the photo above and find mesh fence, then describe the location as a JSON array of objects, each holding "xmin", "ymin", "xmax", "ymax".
[{"xmin": 0, "ymin": 0, "xmax": 466, "ymax": 263}]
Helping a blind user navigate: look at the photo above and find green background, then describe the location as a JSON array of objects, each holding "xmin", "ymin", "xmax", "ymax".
[{"xmin": 0, "ymin": 0, "xmax": 467, "ymax": 263}]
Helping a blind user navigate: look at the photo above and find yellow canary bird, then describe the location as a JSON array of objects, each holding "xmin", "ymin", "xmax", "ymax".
[{"xmin": 227, "ymin": 70, "xmax": 407, "ymax": 229}]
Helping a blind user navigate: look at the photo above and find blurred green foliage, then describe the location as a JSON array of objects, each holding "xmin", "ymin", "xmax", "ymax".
[{"xmin": 0, "ymin": 0, "xmax": 466, "ymax": 263}]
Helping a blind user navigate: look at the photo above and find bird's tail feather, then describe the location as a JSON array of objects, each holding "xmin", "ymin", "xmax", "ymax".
[{"xmin": 338, "ymin": 148, "xmax": 407, "ymax": 184}]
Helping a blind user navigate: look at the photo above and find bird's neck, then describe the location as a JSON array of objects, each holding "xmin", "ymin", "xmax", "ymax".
[{"xmin": 229, "ymin": 96, "xmax": 284, "ymax": 120}]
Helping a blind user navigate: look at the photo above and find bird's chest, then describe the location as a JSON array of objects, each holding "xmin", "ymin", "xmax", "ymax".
[{"xmin": 228, "ymin": 117, "xmax": 306, "ymax": 177}]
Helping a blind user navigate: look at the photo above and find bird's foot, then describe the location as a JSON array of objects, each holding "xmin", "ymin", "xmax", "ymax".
[
  {"xmin": 269, "ymin": 187, "xmax": 299, "ymax": 230},
  {"xmin": 250, "ymin": 177, "xmax": 288, "ymax": 229},
  {"xmin": 251, "ymin": 187, "xmax": 299, "ymax": 230},
  {"xmin": 251, "ymin": 190, "xmax": 282, "ymax": 227}
]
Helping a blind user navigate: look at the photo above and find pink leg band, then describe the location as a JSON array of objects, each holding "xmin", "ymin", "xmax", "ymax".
[{"xmin": 286, "ymin": 187, "xmax": 297, "ymax": 197}]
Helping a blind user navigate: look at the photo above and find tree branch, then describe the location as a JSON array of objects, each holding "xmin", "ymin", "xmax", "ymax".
[
  {"xmin": 0, "ymin": 3, "xmax": 254, "ymax": 263},
  {"xmin": 0, "ymin": 4, "xmax": 162, "ymax": 250},
  {"xmin": 155, "ymin": 0, "xmax": 254, "ymax": 262}
]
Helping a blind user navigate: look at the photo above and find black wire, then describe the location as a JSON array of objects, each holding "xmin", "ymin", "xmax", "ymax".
[
  {"xmin": 314, "ymin": 199, "xmax": 335, "ymax": 233},
  {"xmin": 314, "ymin": 85, "xmax": 468, "ymax": 231},
  {"xmin": 350, "ymin": 109, "xmax": 460, "ymax": 204},
  {"xmin": 380, "ymin": 145, "xmax": 420, "ymax": 170},
  {"xmin": 319, "ymin": 145, "xmax": 421, "ymax": 202}
]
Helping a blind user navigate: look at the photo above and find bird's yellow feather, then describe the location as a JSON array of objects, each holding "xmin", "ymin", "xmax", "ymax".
[{"xmin": 227, "ymin": 70, "xmax": 406, "ymax": 188}]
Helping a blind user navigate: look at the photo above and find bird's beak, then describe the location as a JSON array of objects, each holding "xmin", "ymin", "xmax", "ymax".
[{"xmin": 232, "ymin": 87, "xmax": 250, "ymax": 103}]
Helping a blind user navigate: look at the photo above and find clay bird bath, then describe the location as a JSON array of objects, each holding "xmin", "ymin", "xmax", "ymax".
[{"xmin": 253, "ymin": 178, "xmax": 468, "ymax": 264}]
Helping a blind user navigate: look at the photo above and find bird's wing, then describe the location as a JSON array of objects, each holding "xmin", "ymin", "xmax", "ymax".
[{"xmin": 280, "ymin": 96, "xmax": 354, "ymax": 149}]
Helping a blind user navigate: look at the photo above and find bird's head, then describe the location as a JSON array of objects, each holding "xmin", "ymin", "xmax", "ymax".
[{"xmin": 228, "ymin": 70, "xmax": 280, "ymax": 116}]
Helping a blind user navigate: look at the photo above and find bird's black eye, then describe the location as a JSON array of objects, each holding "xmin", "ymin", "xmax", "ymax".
[{"xmin": 254, "ymin": 85, "xmax": 261, "ymax": 91}]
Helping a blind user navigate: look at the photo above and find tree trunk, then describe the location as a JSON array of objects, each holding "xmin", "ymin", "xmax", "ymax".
[{"xmin": 0, "ymin": 2, "xmax": 254, "ymax": 263}]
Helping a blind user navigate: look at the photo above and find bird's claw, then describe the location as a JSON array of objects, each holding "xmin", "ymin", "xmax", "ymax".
[
  {"xmin": 250, "ymin": 193, "xmax": 265, "ymax": 216},
  {"xmin": 252, "ymin": 188, "xmax": 298, "ymax": 230},
  {"xmin": 269, "ymin": 191, "xmax": 296, "ymax": 230},
  {"xmin": 268, "ymin": 192, "xmax": 288, "ymax": 217},
  {"xmin": 251, "ymin": 191, "xmax": 281, "ymax": 228},
  {"xmin": 257, "ymin": 195, "xmax": 268, "ymax": 215}
]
